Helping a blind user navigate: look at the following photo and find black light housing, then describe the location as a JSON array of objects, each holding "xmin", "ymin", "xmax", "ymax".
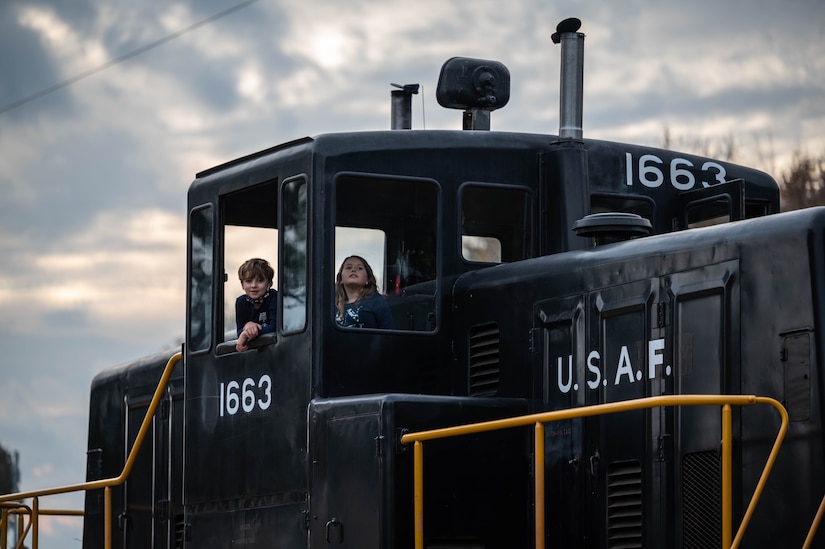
[{"xmin": 436, "ymin": 57, "xmax": 510, "ymax": 111}]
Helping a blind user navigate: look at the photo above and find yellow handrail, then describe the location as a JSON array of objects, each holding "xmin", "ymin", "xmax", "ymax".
[
  {"xmin": 0, "ymin": 351, "xmax": 182, "ymax": 549},
  {"xmin": 400, "ymin": 394, "xmax": 791, "ymax": 549},
  {"xmin": 1, "ymin": 502, "xmax": 32, "ymax": 549},
  {"xmin": 1, "ymin": 504, "xmax": 83, "ymax": 549},
  {"xmin": 804, "ymin": 494, "xmax": 825, "ymax": 549}
]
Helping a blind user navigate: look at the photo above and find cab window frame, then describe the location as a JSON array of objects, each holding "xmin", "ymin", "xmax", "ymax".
[
  {"xmin": 333, "ymin": 171, "xmax": 440, "ymax": 333},
  {"xmin": 459, "ymin": 181, "xmax": 534, "ymax": 265},
  {"xmin": 188, "ymin": 203, "xmax": 215, "ymax": 354},
  {"xmin": 281, "ymin": 175, "xmax": 310, "ymax": 335}
]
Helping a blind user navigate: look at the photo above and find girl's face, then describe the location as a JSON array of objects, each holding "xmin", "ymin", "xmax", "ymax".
[
  {"xmin": 340, "ymin": 258, "xmax": 368, "ymax": 288},
  {"xmin": 241, "ymin": 275, "xmax": 270, "ymax": 299}
]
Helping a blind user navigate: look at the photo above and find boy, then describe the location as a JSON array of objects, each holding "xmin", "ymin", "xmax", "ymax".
[{"xmin": 235, "ymin": 258, "xmax": 277, "ymax": 351}]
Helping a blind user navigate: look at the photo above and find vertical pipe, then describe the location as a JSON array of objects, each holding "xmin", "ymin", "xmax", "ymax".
[
  {"xmin": 1, "ymin": 507, "xmax": 7, "ymax": 549},
  {"xmin": 31, "ymin": 497, "xmax": 37, "ymax": 549},
  {"xmin": 552, "ymin": 18, "xmax": 585, "ymax": 139},
  {"xmin": 105, "ymin": 486, "xmax": 112, "ymax": 549},
  {"xmin": 535, "ymin": 423, "xmax": 546, "ymax": 549},
  {"xmin": 15, "ymin": 511, "xmax": 24, "ymax": 549},
  {"xmin": 391, "ymin": 84, "xmax": 419, "ymax": 130},
  {"xmin": 414, "ymin": 441, "xmax": 424, "ymax": 549},
  {"xmin": 15, "ymin": 511, "xmax": 22, "ymax": 549},
  {"xmin": 14, "ymin": 509, "xmax": 22, "ymax": 548},
  {"xmin": 722, "ymin": 404, "xmax": 732, "ymax": 548}
]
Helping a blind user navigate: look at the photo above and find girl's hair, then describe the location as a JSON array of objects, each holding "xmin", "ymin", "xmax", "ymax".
[
  {"xmin": 238, "ymin": 258, "xmax": 274, "ymax": 284},
  {"xmin": 335, "ymin": 255, "xmax": 378, "ymax": 317}
]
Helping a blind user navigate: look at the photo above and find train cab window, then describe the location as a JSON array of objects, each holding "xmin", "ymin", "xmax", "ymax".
[
  {"xmin": 335, "ymin": 174, "xmax": 438, "ymax": 332},
  {"xmin": 685, "ymin": 198, "xmax": 734, "ymax": 228},
  {"xmin": 282, "ymin": 177, "xmax": 308, "ymax": 333},
  {"xmin": 674, "ymin": 179, "xmax": 772, "ymax": 229},
  {"xmin": 591, "ymin": 194, "xmax": 654, "ymax": 220},
  {"xmin": 189, "ymin": 205, "xmax": 214, "ymax": 352},
  {"xmin": 218, "ymin": 180, "xmax": 282, "ymax": 347},
  {"xmin": 461, "ymin": 184, "xmax": 531, "ymax": 263},
  {"xmin": 222, "ymin": 225, "xmax": 278, "ymax": 336}
]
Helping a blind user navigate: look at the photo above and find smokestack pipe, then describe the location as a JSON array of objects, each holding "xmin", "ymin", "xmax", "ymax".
[
  {"xmin": 552, "ymin": 18, "xmax": 585, "ymax": 139},
  {"xmin": 390, "ymin": 83, "xmax": 419, "ymax": 130}
]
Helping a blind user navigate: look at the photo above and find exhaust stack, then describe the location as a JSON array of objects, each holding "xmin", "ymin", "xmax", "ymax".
[
  {"xmin": 390, "ymin": 83, "xmax": 419, "ymax": 130},
  {"xmin": 552, "ymin": 18, "xmax": 585, "ymax": 139}
]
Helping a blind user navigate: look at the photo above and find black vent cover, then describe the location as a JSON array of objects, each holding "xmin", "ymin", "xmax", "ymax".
[
  {"xmin": 468, "ymin": 323, "xmax": 500, "ymax": 396},
  {"xmin": 607, "ymin": 460, "xmax": 643, "ymax": 548},
  {"xmin": 682, "ymin": 451, "xmax": 721, "ymax": 548}
]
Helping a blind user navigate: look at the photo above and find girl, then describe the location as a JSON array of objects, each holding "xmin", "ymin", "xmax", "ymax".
[{"xmin": 335, "ymin": 255, "xmax": 393, "ymax": 329}]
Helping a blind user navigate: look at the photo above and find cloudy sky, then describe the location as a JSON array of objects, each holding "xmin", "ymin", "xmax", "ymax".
[{"xmin": 1, "ymin": 0, "xmax": 823, "ymax": 545}]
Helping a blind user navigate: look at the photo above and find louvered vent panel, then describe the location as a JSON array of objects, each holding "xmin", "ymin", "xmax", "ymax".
[
  {"xmin": 607, "ymin": 460, "xmax": 643, "ymax": 549},
  {"xmin": 682, "ymin": 451, "xmax": 721, "ymax": 549},
  {"xmin": 174, "ymin": 514, "xmax": 185, "ymax": 549},
  {"xmin": 468, "ymin": 323, "xmax": 499, "ymax": 396}
]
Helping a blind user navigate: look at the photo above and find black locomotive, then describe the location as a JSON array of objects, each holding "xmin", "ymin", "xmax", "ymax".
[{"xmin": 78, "ymin": 18, "xmax": 823, "ymax": 549}]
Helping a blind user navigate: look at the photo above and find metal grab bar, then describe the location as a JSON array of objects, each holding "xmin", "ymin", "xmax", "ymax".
[
  {"xmin": 0, "ymin": 351, "xmax": 182, "ymax": 549},
  {"xmin": 1, "ymin": 504, "xmax": 83, "ymax": 549},
  {"xmin": 803, "ymin": 493, "xmax": 825, "ymax": 549},
  {"xmin": 400, "ymin": 394, "xmax": 791, "ymax": 549},
  {"xmin": 1, "ymin": 502, "xmax": 32, "ymax": 549}
]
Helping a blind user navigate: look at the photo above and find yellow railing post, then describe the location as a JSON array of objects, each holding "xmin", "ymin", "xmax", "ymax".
[
  {"xmin": 31, "ymin": 497, "xmax": 38, "ymax": 549},
  {"xmin": 104, "ymin": 486, "xmax": 112, "ymax": 549},
  {"xmin": 534, "ymin": 422, "xmax": 545, "ymax": 549},
  {"xmin": 414, "ymin": 441, "xmax": 424, "ymax": 549},
  {"xmin": 1, "ymin": 506, "xmax": 6, "ymax": 549},
  {"xmin": 722, "ymin": 404, "xmax": 732, "ymax": 548}
]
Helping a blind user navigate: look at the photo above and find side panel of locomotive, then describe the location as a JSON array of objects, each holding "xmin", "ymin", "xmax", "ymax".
[
  {"xmin": 450, "ymin": 207, "xmax": 825, "ymax": 547},
  {"xmin": 308, "ymin": 394, "xmax": 530, "ymax": 548},
  {"xmin": 83, "ymin": 349, "xmax": 185, "ymax": 548}
]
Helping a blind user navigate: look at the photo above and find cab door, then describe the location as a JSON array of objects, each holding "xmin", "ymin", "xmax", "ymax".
[{"xmin": 123, "ymin": 385, "xmax": 182, "ymax": 549}]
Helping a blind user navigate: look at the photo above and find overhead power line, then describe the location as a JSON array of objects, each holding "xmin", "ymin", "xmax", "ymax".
[{"xmin": 0, "ymin": 0, "xmax": 260, "ymax": 115}]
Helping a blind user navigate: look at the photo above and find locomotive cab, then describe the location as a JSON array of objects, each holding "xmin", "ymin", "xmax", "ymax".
[{"xmin": 182, "ymin": 132, "xmax": 544, "ymax": 547}]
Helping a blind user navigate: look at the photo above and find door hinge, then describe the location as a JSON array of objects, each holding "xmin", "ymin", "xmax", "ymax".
[
  {"xmin": 158, "ymin": 398, "xmax": 170, "ymax": 420},
  {"xmin": 529, "ymin": 327, "xmax": 541, "ymax": 353},
  {"xmin": 657, "ymin": 434, "xmax": 671, "ymax": 462},
  {"xmin": 656, "ymin": 302, "xmax": 668, "ymax": 328},
  {"xmin": 155, "ymin": 499, "xmax": 170, "ymax": 521}
]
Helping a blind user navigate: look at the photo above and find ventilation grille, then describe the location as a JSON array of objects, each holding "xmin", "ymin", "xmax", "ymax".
[
  {"xmin": 682, "ymin": 450, "xmax": 721, "ymax": 549},
  {"xmin": 468, "ymin": 323, "xmax": 500, "ymax": 396},
  {"xmin": 606, "ymin": 460, "xmax": 642, "ymax": 549},
  {"xmin": 174, "ymin": 514, "xmax": 185, "ymax": 549}
]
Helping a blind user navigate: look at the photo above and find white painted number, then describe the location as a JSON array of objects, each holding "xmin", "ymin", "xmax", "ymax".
[
  {"xmin": 626, "ymin": 152, "xmax": 727, "ymax": 190},
  {"xmin": 219, "ymin": 374, "xmax": 272, "ymax": 416},
  {"xmin": 670, "ymin": 158, "xmax": 695, "ymax": 190},
  {"xmin": 638, "ymin": 154, "xmax": 665, "ymax": 188}
]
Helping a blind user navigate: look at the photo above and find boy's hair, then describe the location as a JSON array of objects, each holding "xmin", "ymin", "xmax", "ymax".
[{"xmin": 238, "ymin": 258, "xmax": 274, "ymax": 284}]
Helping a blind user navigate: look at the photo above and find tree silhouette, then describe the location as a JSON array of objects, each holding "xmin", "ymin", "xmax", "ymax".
[
  {"xmin": 780, "ymin": 150, "xmax": 825, "ymax": 212},
  {"xmin": 659, "ymin": 127, "xmax": 825, "ymax": 212}
]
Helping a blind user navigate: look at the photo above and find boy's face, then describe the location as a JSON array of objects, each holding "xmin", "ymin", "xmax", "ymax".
[{"xmin": 241, "ymin": 275, "xmax": 270, "ymax": 299}]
